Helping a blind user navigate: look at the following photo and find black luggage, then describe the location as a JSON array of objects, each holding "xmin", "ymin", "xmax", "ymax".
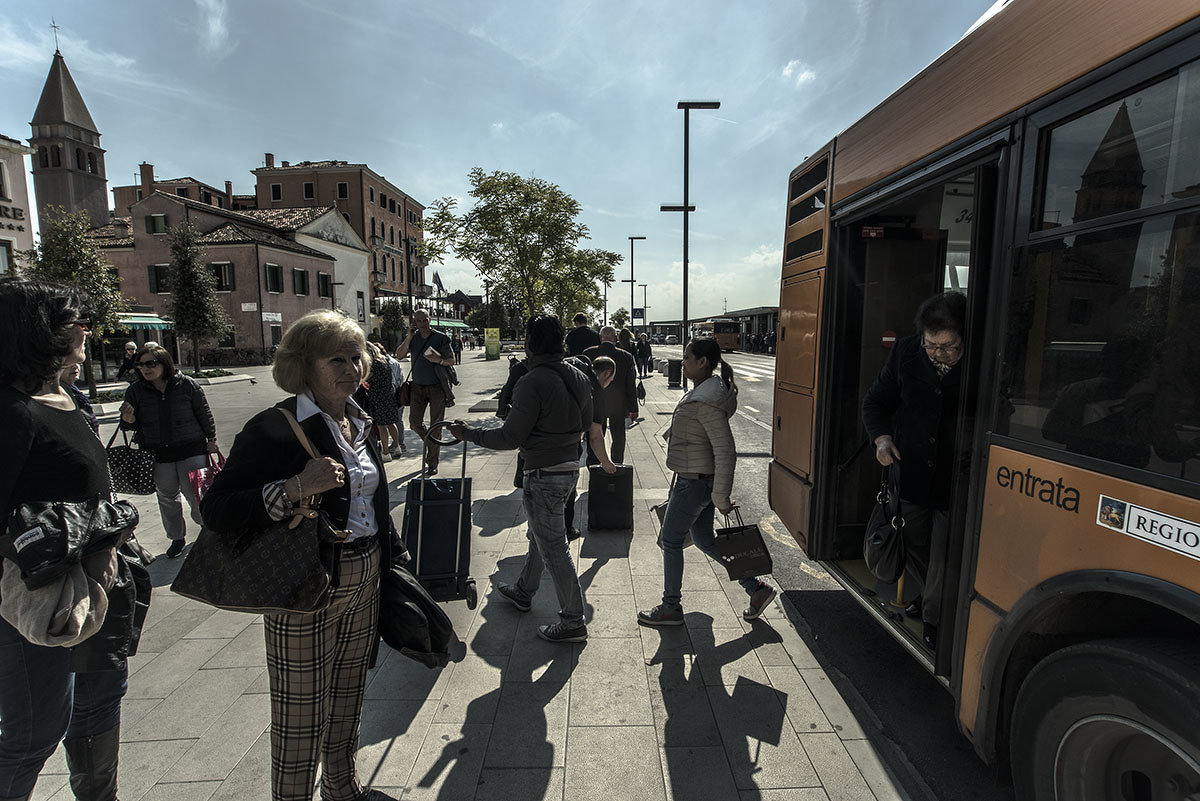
[
  {"xmin": 401, "ymin": 422, "xmax": 477, "ymax": 608},
  {"xmin": 587, "ymin": 464, "xmax": 634, "ymax": 530}
]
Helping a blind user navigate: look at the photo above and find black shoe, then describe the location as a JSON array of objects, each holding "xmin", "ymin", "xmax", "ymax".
[
  {"xmin": 923, "ymin": 622, "xmax": 938, "ymax": 650},
  {"xmin": 425, "ymin": 465, "xmax": 438, "ymax": 476},
  {"xmin": 567, "ymin": 527, "xmax": 582, "ymax": 542},
  {"xmin": 904, "ymin": 596, "xmax": 923, "ymax": 618},
  {"xmin": 166, "ymin": 539, "xmax": 185, "ymax": 559}
]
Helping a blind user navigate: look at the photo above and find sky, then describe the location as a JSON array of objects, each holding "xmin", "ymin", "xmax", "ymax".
[{"xmin": 1, "ymin": 0, "xmax": 1000, "ymax": 323}]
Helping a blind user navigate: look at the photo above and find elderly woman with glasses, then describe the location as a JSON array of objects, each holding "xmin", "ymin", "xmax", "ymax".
[
  {"xmin": 119, "ymin": 345, "xmax": 217, "ymax": 558},
  {"xmin": 861, "ymin": 291, "xmax": 967, "ymax": 651}
]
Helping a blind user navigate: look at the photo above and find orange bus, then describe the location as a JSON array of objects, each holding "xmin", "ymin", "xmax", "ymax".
[{"xmin": 769, "ymin": 2, "xmax": 1200, "ymax": 797}]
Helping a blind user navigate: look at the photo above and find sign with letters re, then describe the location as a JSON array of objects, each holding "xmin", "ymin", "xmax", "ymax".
[{"xmin": 1097, "ymin": 495, "xmax": 1200, "ymax": 563}]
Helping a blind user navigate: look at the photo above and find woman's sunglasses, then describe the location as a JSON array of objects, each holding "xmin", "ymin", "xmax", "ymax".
[{"xmin": 137, "ymin": 359, "xmax": 162, "ymax": 369}]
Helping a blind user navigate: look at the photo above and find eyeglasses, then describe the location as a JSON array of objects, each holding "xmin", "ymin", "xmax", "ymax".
[
  {"xmin": 137, "ymin": 360, "xmax": 162, "ymax": 369},
  {"xmin": 921, "ymin": 338, "xmax": 962, "ymax": 356}
]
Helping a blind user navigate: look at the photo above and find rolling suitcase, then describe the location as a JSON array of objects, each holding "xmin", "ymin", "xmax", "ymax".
[
  {"xmin": 400, "ymin": 422, "xmax": 477, "ymax": 608},
  {"xmin": 587, "ymin": 464, "xmax": 634, "ymax": 530}
]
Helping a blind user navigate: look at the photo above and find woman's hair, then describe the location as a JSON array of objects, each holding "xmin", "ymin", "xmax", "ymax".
[
  {"xmin": 618, "ymin": 328, "xmax": 633, "ymax": 348},
  {"xmin": 914, "ymin": 291, "xmax": 967, "ymax": 337},
  {"xmin": 135, "ymin": 344, "xmax": 177, "ymax": 380},
  {"xmin": 525, "ymin": 314, "xmax": 565, "ymax": 356},
  {"xmin": 686, "ymin": 338, "xmax": 737, "ymax": 394},
  {"xmin": 273, "ymin": 311, "xmax": 371, "ymax": 394},
  {"xmin": 0, "ymin": 278, "xmax": 90, "ymax": 391}
]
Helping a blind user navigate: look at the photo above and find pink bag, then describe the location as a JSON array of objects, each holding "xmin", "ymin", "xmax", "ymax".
[{"xmin": 188, "ymin": 451, "xmax": 226, "ymax": 501}]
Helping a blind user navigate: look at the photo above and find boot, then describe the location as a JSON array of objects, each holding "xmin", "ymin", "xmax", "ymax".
[{"xmin": 62, "ymin": 724, "xmax": 120, "ymax": 801}]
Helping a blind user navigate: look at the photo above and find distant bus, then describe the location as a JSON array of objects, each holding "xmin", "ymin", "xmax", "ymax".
[
  {"xmin": 769, "ymin": 2, "xmax": 1200, "ymax": 797},
  {"xmin": 710, "ymin": 318, "xmax": 741, "ymax": 352}
]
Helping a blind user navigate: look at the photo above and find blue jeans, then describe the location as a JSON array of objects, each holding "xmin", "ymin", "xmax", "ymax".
[
  {"xmin": 0, "ymin": 616, "xmax": 127, "ymax": 797},
  {"xmin": 516, "ymin": 471, "xmax": 586, "ymax": 627},
  {"xmin": 661, "ymin": 475, "xmax": 761, "ymax": 610}
]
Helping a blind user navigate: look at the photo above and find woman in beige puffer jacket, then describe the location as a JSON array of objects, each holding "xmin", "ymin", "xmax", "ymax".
[{"xmin": 637, "ymin": 339, "xmax": 776, "ymax": 628}]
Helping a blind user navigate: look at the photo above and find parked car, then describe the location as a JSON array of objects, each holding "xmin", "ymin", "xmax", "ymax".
[{"xmin": 665, "ymin": 334, "xmax": 679, "ymax": 345}]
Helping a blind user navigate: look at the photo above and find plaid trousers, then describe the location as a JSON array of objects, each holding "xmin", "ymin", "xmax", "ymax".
[{"xmin": 264, "ymin": 540, "xmax": 380, "ymax": 801}]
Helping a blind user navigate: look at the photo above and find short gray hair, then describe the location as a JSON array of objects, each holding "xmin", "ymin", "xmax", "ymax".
[{"xmin": 272, "ymin": 310, "xmax": 371, "ymax": 395}]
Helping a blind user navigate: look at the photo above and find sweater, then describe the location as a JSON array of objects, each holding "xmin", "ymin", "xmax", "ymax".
[{"xmin": 663, "ymin": 376, "xmax": 738, "ymax": 509}]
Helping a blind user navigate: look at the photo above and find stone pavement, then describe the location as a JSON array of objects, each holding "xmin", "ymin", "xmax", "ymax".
[{"xmin": 34, "ymin": 368, "xmax": 907, "ymax": 801}]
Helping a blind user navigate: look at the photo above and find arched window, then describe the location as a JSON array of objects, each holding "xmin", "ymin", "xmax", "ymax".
[
  {"xmin": 76, "ymin": 149, "xmax": 85, "ymax": 170},
  {"xmin": 39, "ymin": 147, "xmax": 49, "ymax": 168},
  {"xmin": 389, "ymin": 225, "xmax": 394, "ymax": 244},
  {"xmin": 370, "ymin": 218, "xmax": 376, "ymax": 237},
  {"xmin": 87, "ymin": 153, "xmax": 96, "ymax": 174},
  {"xmin": 52, "ymin": 146, "xmax": 61, "ymax": 167}
]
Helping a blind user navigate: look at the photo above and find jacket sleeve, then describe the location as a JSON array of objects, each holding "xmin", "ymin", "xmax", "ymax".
[
  {"xmin": 119, "ymin": 383, "xmax": 138, "ymax": 432},
  {"xmin": 698, "ymin": 403, "xmax": 737, "ymax": 508},
  {"xmin": 189, "ymin": 381, "xmax": 217, "ymax": 440},
  {"xmin": 624, "ymin": 355, "xmax": 637, "ymax": 412},
  {"xmin": 201, "ymin": 411, "xmax": 286, "ymax": 533},
  {"xmin": 862, "ymin": 344, "xmax": 902, "ymax": 443},
  {"xmin": 467, "ymin": 378, "xmax": 538, "ymax": 451}
]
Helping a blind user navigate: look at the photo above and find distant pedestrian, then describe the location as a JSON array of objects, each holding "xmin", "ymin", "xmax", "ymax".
[
  {"xmin": 365, "ymin": 342, "xmax": 401, "ymax": 460},
  {"xmin": 565, "ymin": 312, "xmax": 601, "ymax": 357},
  {"xmin": 390, "ymin": 353, "xmax": 407, "ymax": 454},
  {"xmin": 120, "ymin": 344, "xmax": 218, "ymax": 559},
  {"xmin": 451, "ymin": 333, "xmax": 463, "ymax": 364},
  {"xmin": 450, "ymin": 315, "xmax": 593, "ymax": 643},
  {"xmin": 636, "ymin": 333, "xmax": 653, "ymax": 378},
  {"xmin": 395, "ymin": 308, "xmax": 456, "ymax": 475},
  {"xmin": 60, "ymin": 361, "xmax": 97, "ymax": 434},
  {"xmin": 117, "ymin": 340, "xmax": 138, "ymax": 382},
  {"xmin": 638, "ymin": 338, "xmax": 777, "ymax": 627},
  {"xmin": 585, "ymin": 326, "xmax": 638, "ymax": 463},
  {"xmin": 201, "ymin": 309, "xmax": 405, "ymax": 801},
  {"xmin": 618, "ymin": 328, "xmax": 637, "ymax": 364}
]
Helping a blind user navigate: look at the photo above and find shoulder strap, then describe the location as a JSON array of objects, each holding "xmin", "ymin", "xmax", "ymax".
[{"xmin": 278, "ymin": 408, "xmax": 320, "ymax": 460}]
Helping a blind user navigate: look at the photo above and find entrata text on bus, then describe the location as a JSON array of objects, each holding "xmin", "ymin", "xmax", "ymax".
[{"xmin": 768, "ymin": 2, "xmax": 1200, "ymax": 798}]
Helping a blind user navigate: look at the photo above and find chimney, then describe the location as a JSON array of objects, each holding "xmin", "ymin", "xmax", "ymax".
[
  {"xmin": 139, "ymin": 162, "xmax": 154, "ymax": 198},
  {"xmin": 265, "ymin": 152, "xmax": 275, "ymax": 168},
  {"xmin": 225, "ymin": 181, "xmax": 233, "ymax": 208},
  {"xmin": 281, "ymin": 160, "xmax": 290, "ymax": 168}
]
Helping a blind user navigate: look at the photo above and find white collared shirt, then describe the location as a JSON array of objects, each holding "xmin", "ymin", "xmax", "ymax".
[{"xmin": 295, "ymin": 390, "xmax": 380, "ymax": 542}]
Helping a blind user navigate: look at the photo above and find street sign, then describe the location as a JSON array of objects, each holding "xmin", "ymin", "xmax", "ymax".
[{"xmin": 632, "ymin": 307, "xmax": 644, "ymax": 320}]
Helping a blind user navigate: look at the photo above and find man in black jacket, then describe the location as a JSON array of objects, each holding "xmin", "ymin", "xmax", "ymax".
[
  {"xmin": 565, "ymin": 312, "xmax": 601, "ymax": 357},
  {"xmin": 450, "ymin": 315, "xmax": 593, "ymax": 643},
  {"xmin": 585, "ymin": 326, "xmax": 638, "ymax": 463}
]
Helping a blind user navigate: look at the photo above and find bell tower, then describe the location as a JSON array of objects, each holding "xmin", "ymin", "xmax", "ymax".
[{"xmin": 29, "ymin": 50, "xmax": 109, "ymax": 228}]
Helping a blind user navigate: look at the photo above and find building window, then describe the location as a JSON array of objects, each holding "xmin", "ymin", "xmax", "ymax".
[
  {"xmin": 202, "ymin": 190, "xmax": 212, "ymax": 204},
  {"xmin": 317, "ymin": 272, "xmax": 332, "ymax": 298},
  {"xmin": 270, "ymin": 183, "xmax": 282, "ymax": 202},
  {"xmin": 356, "ymin": 291, "xmax": 366, "ymax": 322},
  {"xmin": 337, "ymin": 182, "xmax": 348, "ymax": 199},
  {"xmin": 266, "ymin": 263, "xmax": 283, "ymax": 293},
  {"xmin": 370, "ymin": 218, "xmax": 376, "ymax": 237},
  {"xmin": 270, "ymin": 324, "xmax": 282, "ymax": 347},
  {"xmin": 0, "ymin": 241, "xmax": 13, "ymax": 274},
  {"xmin": 87, "ymin": 153, "xmax": 96, "ymax": 174},
  {"xmin": 369, "ymin": 187, "xmax": 375, "ymax": 202},
  {"xmin": 216, "ymin": 196, "xmax": 224, "ymax": 208},
  {"xmin": 0, "ymin": 163, "xmax": 7, "ymax": 200},
  {"xmin": 75, "ymin": 149, "xmax": 85, "ymax": 170},
  {"xmin": 176, "ymin": 187, "xmax": 189, "ymax": 198},
  {"xmin": 342, "ymin": 212, "xmax": 351, "ymax": 223},
  {"xmin": 147, "ymin": 264, "xmax": 170, "ymax": 294},
  {"xmin": 389, "ymin": 198, "xmax": 396, "ymax": 213},
  {"xmin": 38, "ymin": 147, "xmax": 49, "ymax": 168},
  {"xmin": 209, "ymin": 262, "xmax": 235, "ymax": 292},
  {"xmin": 293, "ymin": 268, "xmax": 310, "ymax": 296},
  {"xmin": 217, "ymin": 326, "xmax": 236, "ymax": 348},
  {"xmin": 52, "ymin": 146, "xmax": 61, "ymax": 167},
  {"xmin": 379, "ymin": 192, "xmax": 386, "ymax": 208},
  {"xmin": 145, "ymin": 214, "xmax": 168, "ymax": 234},
  {"xmin": 303, "ymin": 182, "xmax": 314, "ymax": 200},
  {"xmin": 389, "ymin": 225, "xmax": 394, "ymax": 245}
]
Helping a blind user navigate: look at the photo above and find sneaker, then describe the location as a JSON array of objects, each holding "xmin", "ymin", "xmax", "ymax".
[
  {"xmin": 165, "ymin": 539, "xmax": 186, "ymax": 559},
  {"xmin": 538, "ymin": 621, "xmax": 587, "ymax": 643},
  {"xmin": 495, "ymin": 583, "xmax": 531, "ymax": 612},
  {"xmin": 637, "ymin": 604, "xmax": 685, "ymax": 627},
  {"xmin": 389, "ymin": 445, "xmax": 401, "ymax": 458},
  {"xmin": 743, "ymin": 583, "xmax": 777, "ymax": 620},
  {"xmin": 381, "ymin": 451, "xmax": 393, "ymax": 462},
  {"xmin": 425, "ymin": 464, "xmax": 438, "ymax": 476}
]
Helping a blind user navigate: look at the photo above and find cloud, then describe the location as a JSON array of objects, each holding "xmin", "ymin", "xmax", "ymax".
[
  {"xmin": 0, "ymin": 20, "xmax": 133, "ymax": 72},
  {"xmin": 194, "ymin": 0, "xmax": 236, "ymax": 57},
  {"xmin": 490, "ymin": 121, "xmax": 506, "ymax": 137},
  {"xmin": 781, "ymin": 59, "xmax": 816, "ymax": 87}
]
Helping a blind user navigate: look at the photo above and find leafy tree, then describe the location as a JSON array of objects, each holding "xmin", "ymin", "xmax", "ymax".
[
  {"xmin": 379, "ymin": 299, "xmax": 407, "ymax": 349},
  {"xmin": 464, "ymin": 305, "xmax": 489, "ymax": 330},
  {"xmin": 17, "ymin": 205, "xmax": 130, "ymax": 396},
  {"xmin": 611, "ymin": 307, "xmax": 630, "ymax": 330},
  {"xmin": 165, "ymin": 222, "xmax": 230, "ymax": 373},
  {"xmin": 422, "ymin": 168, "xmax": 618, "ymax": 318}
]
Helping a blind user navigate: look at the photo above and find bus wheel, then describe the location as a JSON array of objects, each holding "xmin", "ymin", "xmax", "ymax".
[{"xmin": 1010, "ymin": 639, "xmax": 1200, "ymax": 801}]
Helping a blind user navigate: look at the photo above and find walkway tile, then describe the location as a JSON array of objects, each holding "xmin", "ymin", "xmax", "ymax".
[
  {"xmin": 404, "ymin": 722, "xmax": 491, "ymax": 800},
  {"xmin": 646, "ymin": 659, "xmax": 723, "ymax": 748},
  {"xmin": 707, "ymin": 681, "xmax": 820, "ymax": 790},
  {"xmin": 482, "ymin": 680, "xmax": 570, "ymax": 768},
  {"xmin": 660, "ymin": 745, "xmax": 738, "ymax": 801},
  {"xmin": 474, "ymin": 767, "xmax": 564, "ymax": 801},
  {"xmin": 357, "ymin": 699, "xmax": 438, "ymax": 788},
  {"xmin": 564, "ymin": 726, "xmax": 666, "ymax": 801},
  {"xmin": 570, "ymin": 637, "xmax": 654, "ymax": 726}
]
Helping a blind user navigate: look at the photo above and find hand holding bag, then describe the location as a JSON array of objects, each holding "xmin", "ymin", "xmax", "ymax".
[
  {"xmin": 187, "ymin": 450, "xmax": 226, "ymax": 502},
  {"xmin": 863, "ymin": 463, "xmax": 906, "ymax": 583},
  {"xmin": 713, "ymin": 509, "xmax": 773, "ymax": 581},
  {"xmin": 170, "ymin": 410, "xmax": 349, "ymax": 615},
  {"xmin": 106, "ymin": 427, "xmax": 156, "ymax": 495}
]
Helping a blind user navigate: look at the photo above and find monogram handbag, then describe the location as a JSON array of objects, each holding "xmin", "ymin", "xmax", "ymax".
[
  {"xmin": 713, "ymin": 509, "xmax": 773, "ymax": 581},
  {"xmin": 106, "ymin": 428, "xmax": 156, "ymax": 495},
  {"xmin": 170, "ymin": 410, "xmax": 349, "ymax": 615},
  {"xmin": 863, "ymin": 463, "xmax": 906, "ymax": 583}
]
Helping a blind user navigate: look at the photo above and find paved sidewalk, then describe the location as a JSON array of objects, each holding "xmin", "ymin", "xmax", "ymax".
[{"xmin": 33, "ymin": 370, "xmax": 906, "ymax": 801}]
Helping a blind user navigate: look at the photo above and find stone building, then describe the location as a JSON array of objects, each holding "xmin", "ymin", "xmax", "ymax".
[
  {"xmin": 112, "ymin": 162, "xmax": 236, "ymax": 216},
  {"xmin": 0, "ymin": 134, "xmax": 35, "ymax": 273}
]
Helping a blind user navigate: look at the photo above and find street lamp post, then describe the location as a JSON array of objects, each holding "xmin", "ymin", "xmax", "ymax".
[
  {"xmin": 639, "ymin": 283, "xmax": 650, "ymax": 323},
  {"xmin": 625, "ymin": 235, "xmax": 645, "ymax": 332}
]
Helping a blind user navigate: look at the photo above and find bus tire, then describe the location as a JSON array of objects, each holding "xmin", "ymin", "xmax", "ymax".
[{"xmin": 1009, "ymin": 638, "xmax": 1200, "ymax": 801}]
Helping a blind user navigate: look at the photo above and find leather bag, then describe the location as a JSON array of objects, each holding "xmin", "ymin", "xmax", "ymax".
[
  {"xmin": 863, "ymin": 464, "xmax": 906, "ymax": 583},
  {"xmin": 713, "ymin": 509, "xmax": 773, "ymax": 581},
  {"xmin": 170, "ymin": 410, "xmax": 348, "ymax": 615},
  {"xmin": 106, "ymin": 428, "xmax": 156, "ymax": 495},
  {"xmin": 2, "ymin": 497, "xmax": 139, "ymax": 590},
  {"xmin": 396, "ymin": 379, "xmax": 413, "ymax": 407},
  {"xmin": 379, "ymin": 561, "xmax": 455, "ymax": 668}
]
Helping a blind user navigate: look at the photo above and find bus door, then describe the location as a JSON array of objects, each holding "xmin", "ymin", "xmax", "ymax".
[{"xmin": 815, "ymin": 163, "xmax": 998, "ymax": 665}]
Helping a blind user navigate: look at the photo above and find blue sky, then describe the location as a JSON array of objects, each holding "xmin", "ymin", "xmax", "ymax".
[{"xmin": 1, "ymin": 0, "xmax": 998, "ymax": 322}]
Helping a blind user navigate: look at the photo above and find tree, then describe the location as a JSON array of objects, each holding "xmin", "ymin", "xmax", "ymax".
[
  {"xmin": 422, "ymin": 168, "xmax": 618, "ymax": 318},
  {"xmin": 166, "ymin": 221, "xmax": 230, "ymax": 373},
  {"xmin": 611, "ymin": 307, "xmax": 630, "ymax": 330},
  {"xmin": 379, "ymin": 300, "xmax": 407, "ymax": 351},
  {"xmin": 17, "ymin": 205, "xmax": 131, "ymax": 396},
  {"xmin": 464, "ymin": 305, "xmax": 489, "ymax": 331}
]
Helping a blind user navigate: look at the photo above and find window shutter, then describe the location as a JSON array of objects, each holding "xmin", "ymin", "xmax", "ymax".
[
  {"xmin": 148, "ymin": 265, "xmax": 158, "ymax": 294},
  {"xmin": 145, "ymin": 215, "xmax": 154, "ymax": 234},
  {"xmin": 228, "ymin": 264, "xmax": 236, "ymax": 291}
]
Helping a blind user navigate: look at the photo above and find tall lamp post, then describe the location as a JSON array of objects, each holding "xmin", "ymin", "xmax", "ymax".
[
  {"xmin": 639, "ymin": 283, "xmax": 650, "ymax": 327},
  {"xmin": 623, "ymin": 235, "xmax": 645, "ymax": 332},
  {"xmin": 660, "ymin": 99, "xmax": 719, "ymax": 366}
]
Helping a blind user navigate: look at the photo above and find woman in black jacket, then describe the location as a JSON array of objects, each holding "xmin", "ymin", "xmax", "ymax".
[
  {"xmin": 861, "ymin": 291, "xmax": 966, "ymax": 650},
  {"xmin": 201, "ymin": 310, "xmax": 405, "ymax": 801},
  {"xmin": 120, "ymin": 345, "xmax": 217, "ymax": 558}
]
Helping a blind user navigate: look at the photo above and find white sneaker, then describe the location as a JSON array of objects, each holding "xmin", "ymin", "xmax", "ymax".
[{"xmin": 381, "ymin": 451, "xmax": 393, "ymax": 462}]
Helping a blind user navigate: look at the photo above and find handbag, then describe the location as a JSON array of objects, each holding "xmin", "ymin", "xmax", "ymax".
[
  {"xmin": 863, "ymin": 463, "xmax": 906, "ymax": 583},
  {"xmin": 187, "ymin": 450, "xmax": 226, "ymax": 502},
  {"xmin": 396, "ymin": 379, "xmax": 413, "ymax": 407},
  {"xmin": 170, "ymin": 410, "xmax": 349, "ymax": 615},
  {"xmin": 2, "ymin": 497, "xmax": 139, "ymax": 590},
  {"xmin": 713, "ymin": 509, "xmax": 773, "ymax": 581},
  {"xmin": 379, "ymin": 561, "xmax": 455, "ymax": 668},
  {"xmin": 637, "ymin": 379, "xmax": 646, "ymax": 404},
  {"xmin": 106, "ymin": 427, "xmax": 156, "ymax": 495},
  {"xmin": 654, "ymin": 476, "xmax": 693, "ymax": 550}
]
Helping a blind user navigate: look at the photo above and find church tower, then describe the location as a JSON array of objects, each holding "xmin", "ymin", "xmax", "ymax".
[{"xmin": 29, "ymin": 50, "xmax": 109, "ymax": 228}]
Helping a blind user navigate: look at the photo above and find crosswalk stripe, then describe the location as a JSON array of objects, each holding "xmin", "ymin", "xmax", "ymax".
[{"xmin": 732, "ymin": 366, "xmax": 774, "ymax": 379}]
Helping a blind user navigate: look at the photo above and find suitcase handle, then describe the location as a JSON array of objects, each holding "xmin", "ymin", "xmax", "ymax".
[{"xmin": 425, "ymin": 420, "xmax": 461, "ymax": 445}]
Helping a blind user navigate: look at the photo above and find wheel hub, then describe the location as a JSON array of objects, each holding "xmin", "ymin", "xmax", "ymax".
[{"xmin": 1055, "ymin": 715, "xmax": 1200, "ymax": 801}]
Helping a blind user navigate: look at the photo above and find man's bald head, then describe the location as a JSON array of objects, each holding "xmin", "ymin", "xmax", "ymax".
[{"xmin": 599, "ymin": 326, "xmax": 617, "ymax": 342}]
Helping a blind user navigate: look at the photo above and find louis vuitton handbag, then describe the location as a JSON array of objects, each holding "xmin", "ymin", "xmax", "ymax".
[{"xmin": 170, "ymin": 410, "xmax": 348, "ymax": 615}]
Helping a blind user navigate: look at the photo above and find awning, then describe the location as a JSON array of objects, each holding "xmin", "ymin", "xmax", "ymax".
[
  {"xmin": 118, "ymin": 313, "xmax": 175, "ymax": 331},
  {"xmin": 434, "ymin": 319, "xmax": 469, "ymax": 329}
]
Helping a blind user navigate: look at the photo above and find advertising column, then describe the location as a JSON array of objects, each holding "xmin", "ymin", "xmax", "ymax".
[{"xmin": 484, "ymin": 327, "xmax": 501, "ymax": 361}]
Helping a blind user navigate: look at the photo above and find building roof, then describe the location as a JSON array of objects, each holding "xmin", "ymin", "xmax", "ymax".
[
  {"xmin": 236, "ymin": 207, "xmax": 335, "ymax": 231},
  {"xmin": 84, "ymin": 217, "xmax": 134, "ymax": 248},
  {"xmin": 31, "ymin": 51, "xmax": 99, "ymax": 134},
  {"xmin": 256, "ymin": 160, "xmax": 364, "ymax": 171},
  {"xmin": 199, "ymin": 221, "xmax": 333, "ymax": 260},
  {"xmin": 155, "ymin": 177, "xmax": 201, "ymax": 185}
]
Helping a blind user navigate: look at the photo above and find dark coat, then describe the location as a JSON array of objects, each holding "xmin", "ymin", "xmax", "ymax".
[
  {"xmin": 585, "ymin": 341, "xmax": 637, "ymax": 417},
  {"xmin": 861, "ymin": 335, "xmax": 961, "ymax": 509},
  {"xmin": 121, "ymin": 374, "xmax": 216, "ymax": 450},
  {"xmin": 565, "ymin": 325, "xmax": 601, "ymax": 357}
]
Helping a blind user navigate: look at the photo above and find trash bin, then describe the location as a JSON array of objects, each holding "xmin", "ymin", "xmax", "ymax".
[{"xmin": 667, "ymin": 358, "xmax": 683, "ymax": 388}]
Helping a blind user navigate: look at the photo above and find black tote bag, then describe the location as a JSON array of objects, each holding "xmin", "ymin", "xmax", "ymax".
[
  {"xmin": 863, "ymin": 463, "xmax": 906, "ymax": 583},
  {"xmin": 106, "ymin": 427, "xmax": 156, "ymax": 495},
  {"xmin": 713, "ymin": 510, "xmax": 773, "ymax": 581}
]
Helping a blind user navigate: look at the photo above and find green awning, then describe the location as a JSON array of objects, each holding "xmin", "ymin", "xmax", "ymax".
[
  {"xmin": 433, "ymin": 319, "xmax": 469, "ymax": 329},
  {"xmin": 118, "ymin": 313, "xmax": 174, "ymax": 331}
]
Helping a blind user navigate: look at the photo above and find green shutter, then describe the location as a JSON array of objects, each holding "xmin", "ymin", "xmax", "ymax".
[{"xmin": 148, "ymin": 265, "xmax": 158, "ymax": 294}]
